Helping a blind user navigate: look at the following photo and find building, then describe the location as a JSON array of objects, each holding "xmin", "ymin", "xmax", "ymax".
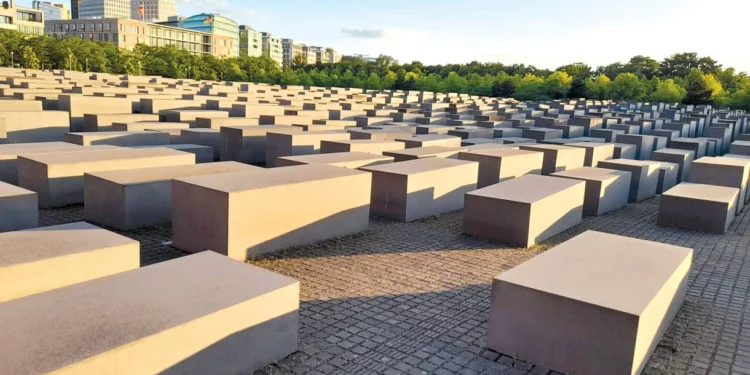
[
  {"xmin": 31, "ymin": 1, "xmax": 69, "ymax": 20},
  {"xmin": 302, "ymin": 45, "xmax": 317, "ymax": 65},
  {"xmin": 130, "ymin": 0, "xmax": 176, "ymax": 22},
  {"xmin": 180, "ymin": 13, "xmax": 239, "ymax": 57},
  {"xmin": 281, "ymin": 38, "xmax": 306, "ymax": 68},
  {"xmin": 70, "ymin": 0, "xmax": 78, "ymax": 19},
  {"xmin": 78, "ymin": 0, "xmax": 131, "ymax": 20},
  {"xmin": 308, "ymin": 46, "xmax": 327, "ymax": 64},
  {"xmin": 328, "ymin": 49, "xmax": 342, "ymax": 64},
  {"xmin": 156, "ymin": 14, "xmax": 183, "ymax": 27},
  {"xmin": 0, "ymin": 1, "xmax": 45, "ymax": 35},
  {"xmin": 346, "ymin": 54, "xmax": 378, "ymax": 63},
  {"xmin": 238, "ymin": 25, "xmax": 262, "ymax": 57},
  {"xmin": 45, "ymin": 18, "xmax": 234, "ymax": 57},
  {"xmin": 261, "ymin": 32, "xmax": 283, "ymax": 67}
]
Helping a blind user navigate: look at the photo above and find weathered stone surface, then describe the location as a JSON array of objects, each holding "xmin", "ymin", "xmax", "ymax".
[{"xmin": 659, "ymin": 183, "xmax": 739, "ymax": 233}]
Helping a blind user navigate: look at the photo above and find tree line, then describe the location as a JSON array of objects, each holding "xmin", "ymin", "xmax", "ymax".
[{"xmin": 2, "ymin": 29, "xmax": 750, "ymax": 110}]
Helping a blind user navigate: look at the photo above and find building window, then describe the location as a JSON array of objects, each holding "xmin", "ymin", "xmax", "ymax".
[
  {"xmin": 79, "ymin": 23, "xmax": 85, "ymax": 31},
  {"xmin": 105, "ymin": 23, "xmax": 111, "ymax": 31}
]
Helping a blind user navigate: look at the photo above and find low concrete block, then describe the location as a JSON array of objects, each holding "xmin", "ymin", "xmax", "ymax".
[
  {"xmin": 113, "ymin": 121, "xmax": 189, "ymax": 132},
  {"xmin": 382, "ymin": 146, "xmax": 467, "ymax": 162},
  {"xmin": 613, "ymin": 143, "xmax": 637, "ymax": 159},
  {"xmin": 689, "ymin": 156, "xmax": 750, "ymax": 213},
  {"xmin": 590, "ymin": 128, "xmax": 624, "ymax": 143},
  {"xmin": 320, "ymin": 140, "xmax": 405, "ymax": 155},
  {"xmin": 729, "ymin": 140, "xmax": 750, "ymax": 156},
  {"xmin": 266, "ymin": 131, "xmax": 351, "ymax": 167},
  {"xmin": 522, "ymin": 128, "xmax": 564, "ymax": 141},
  {"xmin": 181, "ymin": 129, "xmax": 221, "ymax": 161},
  {"xmin": 220, "ymin": 125, "xmax": 304, "ymax": 164},
  {"xmin": 85, "ymin": 162, "xmax": 257, "ymax": 230},
  {"xmin": 552, "ymin": 167, "xmax": 631, "ymax": 216},
  {"xmin": 64, "ymin": 131, "xmax": 170, "ymax": 147},
  {"xmin": 458, "ymin": 148, "xmax": 544, "ymax": 188},
  {"xmin": 487, "ymin": 231, "xmax": 692, "ymax": 375},
  {"xmin": 0, "ymin": 182, "xmax": 37, "ymax": 232},
  {"xmin": 651, "ymin": 148, "xmax": 695, "ymax": 182},
  {"xmin": 0, "ymin": 142, "xmax": 85, "ymax": 185},
  {"xmin": 656, "ymin": 162, "xmax": 679, "ymax": 194},
  {"xmin": 659, "ymin": 183, "xmax": 739, "ymax": 233},
  {"xmin": 396, "ymin": 134, "xmax": 462, "ymax": 148},
  {"xmin": 669, "ymin": 138, "xmax": 707, "ymax": 160},
  {"xmin": 360, "ymin": 158, "xmax": 478, "ymax": 222},
  {"xmin": 173, "ymin": 164, "xmax": 371, "ymax": 259},
  {"xmin": 617, "ymin": 134, "xmax": 655, "ymax": 160},
  {"xmin": 18, "ymin": 148, "xmax": 195, "ymax": 208},
  {"xmin": 132, "ymin": 144, "xmax": 214, "ymax": 163},
  {"xmin": 518, "ymin": 144, "xmax": 586, "ymax": 175},
  {"xmin": 0, "ymin": 222, "xmax": 138, "ymax": 303},
  {"xmin": 597, "ymin": 159, "xmax": 660, "ymax": 203},
  {"xmin": 0, "ymin": 251, "xmax": 299, "ymax": 375},
  {"xmin": 463, "ymin": 174, "xmax": 584, "ymax": 247},
  {"xmin": 83, "ymin": 113, "xmax": 159, "ymax": 132},
  {"xmin": 276, "ymin": 152, "xmax": 393, "ymax": 169},
  {"xmin": 567, "ymin": 142, "xmax": 614, "ymax": 167}
]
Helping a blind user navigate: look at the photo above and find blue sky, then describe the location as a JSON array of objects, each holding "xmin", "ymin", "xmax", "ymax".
[{"xmin": 18, "ymin": 0, "xmax": 750, "ymax": 72}]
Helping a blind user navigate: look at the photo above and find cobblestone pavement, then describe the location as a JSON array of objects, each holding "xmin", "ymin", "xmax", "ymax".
[{"xmin": 40, "ymin": 198, "xmax": 750, "ymax": 375}]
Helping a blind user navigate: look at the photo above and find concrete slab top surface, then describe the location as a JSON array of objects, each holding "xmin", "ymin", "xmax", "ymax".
[
  {"xmin": 360, "ymin": 157, "xmax": 476, "ymax": 175},
  {"xmin": 520, "ymin": 144, "xmax": 581, "ymax": 152},
  {"xmin": 653, "ymin": 148, "xmax": 696, "ymax": 156},
  {"xmin": 694, "ymin": 156, "xmax": 750, "ymax": 167},
  {"xmin": 280, "ymin": 152, "xmax": 392, "ymax": 164},
  {"xmin": 223, "ymin": 125, "xmax": 301, "ymax": 134},
  {"xmin": 396, "ymin": 134, "xmax": 460, "ymax": 142},
  {"xmin": 0, "ymin": 181, "xmax": 36, "ymax": 197},
  {"xmin": 86, "ymin": 161, "xmax": 257, "ymax": 185},
  {"xmin": 0, "ymin": 251, "xmax": 298, "ymax": 375},
  {"xmin": 467, "ymin": 174, "xmax": 584, "ymax": 203},
  {"xmin": 181, "ymin": 128, "xmax": 220, "ymax": 134},
  {"xmin": 67, "ymin": 130, "xmax": 160, "ymax": 137},
  {"xmin": 566, "ymin": 142, "xmax": 613, "ymax": 149},
  {"xmin": 19, "ymin": 148, "xmax": 189, "ymax": 164},
  {"xmin": 383, "ymin": 146, "xmax": 467, "ymax": 157},
  {"xmin": 460, "ymin": 148, "xmax": 541, "ymax": 158},
  {"xmin": 672, "ymin": 138, "xmax": 706, "ymax": 144},
  {"xmin": 0, "ymin": 142, "xmax": 82, "ymax": 157},
  {"xmin": 0, "ymin": 222, "xmax": 137, "ymax": 267},
  {"xmin": 498, "ymin": 230, "xmax": 692, "ymax": 315},
  {"xmin": 732, "ymin": 140, "xmax": 750, "ymax": 146},
  {"xmin": 552, "ymin": 166, "xmax": 631, "ymax": 182},
  {"xmin": 326, "ymin": 140, "xmax": 402, "ymax": 146},
  {"xmin": 163, "ymin": 109, "xmax": 227, "ymax": 115},
  {"xmin": 663, "ymin": 182, "xmax": 740, "ymax": 203},
  {"xmin": 113, "ymin": 121, "xmax": 187, "ymax": 127},
  {"xmin": 599, "ymin": 159, "xmax": 661, "ymax": 167},
  {"xmin": 176, "ymin": 163, "xmax": 367, "ymax": 193}
]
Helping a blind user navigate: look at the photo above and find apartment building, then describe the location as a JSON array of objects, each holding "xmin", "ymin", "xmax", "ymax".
[
  {"xmin": 261, "ymin": 32, "xmax": 283, "ymax": 67},
  {"xmin": 281, "ymin": 38, "xmax": 308, "ymax": 68},
  {"xmin": 239, "ymin": 25, "xmax": 262, "ymax": 57},
  {"xmin": 0, "ymin": 1, "xmax": 45, "ymax": 35},
  {"xmin": 45, "ymin": 18, "xmax": 234, "ymax": 57},
  {"xmin": 180, "ymin": 13, "xmax": 239, "ymax": 57}
]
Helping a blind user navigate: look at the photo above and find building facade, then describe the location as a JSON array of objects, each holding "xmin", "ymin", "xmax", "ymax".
[
  {"xmin": 261, "ymin": 32, "xmax": 283, "ymax": 67},
  {"xmin": 301, "ymin": 45, "xmax": 317, "ymax": 65},
  {"xmin": 281, "ymin": 38, "xmax": 307, "ymax": 68},
  {"xmin": 0, "ymin": 1, "xmax": 45, "ymax": 35},
  {"xmin": 130, "ymin": 0, "xmax": 176, "ymax": 22},
  {"xmin": 45, "ymin": 18, "xmax": 234, "ymax": 57},
  {"xmin": 238, "ymin": 25, "xmax": 262, "ymax": 57},
  {"xmin": 180, "ymin": 13, "xmax": 238, "ymax": 57},
  {"xmin": 31, "ymin": 1, "xmax": 69, "ymax": 20},
  {"xmin": 78, "ymin": 0, "xmax": 131, "ymax": 20}
]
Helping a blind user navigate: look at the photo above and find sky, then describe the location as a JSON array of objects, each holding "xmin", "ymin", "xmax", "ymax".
[{"xmin": 17, "ymin": 0, "xmax": 750, "ymax": 73}]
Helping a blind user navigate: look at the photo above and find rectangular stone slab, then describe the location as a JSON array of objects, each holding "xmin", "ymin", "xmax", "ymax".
[
  {"xmin": 18, "ymin": 148, "xmax": 195, "ymax": 208},
  {"xmin": 64, "ymin": 131, "xmax": 170, "ymax": 147},
  {"xmin": 360, "ymin": 158, "xmax": 478, "ymax": 222},
  {"xmin": 0, "ymin": 222, "xmax": 139, "ymax": 303},
  {"xmin": 172, "ymin": 164, "xmax": 371, "ymax": 260},
  {"xmin": 659, "ymin": 183, "xmax": 739, "ymax": 233},
  {"xmin": 463, "ymin": 174, "xmax": 584, "ymax": 247},
  {"xmin": 567, "ymin": 142, "xmax": 614, "ymax": 167},
  {"xmin": 132, "ymin": 144, "xmax": 214, "ymax": 164},
  {"xmin": 458, "ymin": 148, "xmax": 544, "ymax": 188},
  {"xmin": 552, "ymin": 167, "xmax": 631, "ymax": 216},
  {"xmin": 58, "ymin": 95, "xmax": 134, "ymax": 132},
  {"xmin": 487, "ymin": 231, "xmax": 692, "ymax": 375},
  {"xmin": 382, "ymin": 146, "xmax": 468, "ymax": 162},
  {"xmin": 320, "ymin": 140, "xmax": 405, "ymax": 155},
  {"xmin": 518, "ymin": 144, "xmax": 586, "ymax": 175},
  {"xmin": 396, "ymin": 134, "xmax": 462, "ymax": 149},
  {"xmin": 113, "ymin": 121, "xmax": 190, "ymax": 132},
  {"xmin": 656, "ymin": 162, "xmax": 679, "ymax": 194},
  {"xmin": 83, "ymin": 113, "xmax": 159, "ymax": 132},
  {"xmin": 597, "ymin": 159, "xmax": 661, "ymax": 203},
  {"xmin": 180, "ymin": 129, "xmax": 221, "ymax": 161},
  {"xmin": 276, "ymin": 152, "xmax": 393, "ymax": 169},
  {"xmin": 85, "ymin": 162, "xmax": 259, "ymax": 230},
  {"xmin": 220, "ymin": 125, "xmax": 304, "ymax": 164},
  {"xmin": 266, "ymin": 131, "xmax": 351, "ymax": 167},
  {"xmin": 688, "ymin": 156, "xmax": 750, "ymax": 214},
  {"xmin": 0, "ymin": 142, "xmax": 86, "ymax": 185},
  {"xmin": 651, "ymin": 148, "xmax": 695, "ymax": 182},
  {"xmin": 0, "ymin": 182, "xmax": 37, "ymax": 233},
  {"xmin": 616, "ymin": 134, "xmax": 655, "ymax": 160},
  {"xmin": 669, "ymin": 138, "xmax": 707, "ymax": 160},
  {"xmin": 0, "ymin": 251, "xmax": 299, "ymax": 375},
  {"xmin": 0, "ymin": 110, "xmax": 70, "ymax": 143}
]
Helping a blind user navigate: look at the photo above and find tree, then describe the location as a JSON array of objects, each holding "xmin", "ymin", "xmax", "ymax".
[
  {"xmin": 556, "ymin": 63, "xmax": 592, "ymax": 79},
  {"xmin": 21, "ymin": 46, "xmax": 40, "ymax": 69},
  {"xmin": 568, "ymin": 78, "xmax": 588, "ymax": 98},
  {"xmin": 586, "ymin": 75, "xmax": 612, "ymax": 100},
  {"xmin": 610, "ymin": 73, "xmax": 646, "ymax": 101},
  {"xmin": 683, "ymin": 69, "xmax": 713, "ymax": 105},
  {"xmin": 292, "ymin": 53, "xmax": 307, "ymax": 67},
  {"xmin": 375, "ymin": 54, "xmax": 396, "ymax": 70},
  {"xmin": 650, "ymin": 79, "xmax": 686, "ymax": 103},
  {"xmin": 660, "ymin": 52, "xmax": 722, "ymax": 78},
  {"xmin": 492, "ymin": 79, "xmax": 515, "ymax": 97},
  {"xmin": 514, "ymin": 74, "xmax": 547, "ymax": 101},
  {"xmin": 544, "ymin": 71, "xmax": 572, "ymax": 99},
  {"xmin": 624, "ymin": 55, "xmax": 660, "ymax": 79}
]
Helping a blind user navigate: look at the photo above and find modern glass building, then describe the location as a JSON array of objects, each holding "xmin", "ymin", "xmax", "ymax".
[
  {"xmin": 180, "ymin": 13, "xmax": 238, "ymax": 57},
  {"xmin": 31, "ymin": 1, "xmax": 69, "ymax": 21}
]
